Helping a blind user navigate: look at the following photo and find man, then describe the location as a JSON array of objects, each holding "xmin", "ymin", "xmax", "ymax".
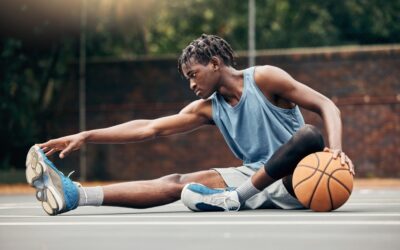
[{"xmin": 26, "ymin": 34, "xmax": 354, "ymax": 215}]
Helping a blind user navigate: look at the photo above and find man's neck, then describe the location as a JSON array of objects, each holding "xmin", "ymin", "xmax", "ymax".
[{"xmin": 216, "ymin": 67, "xmax": 244, "ymax": 106}]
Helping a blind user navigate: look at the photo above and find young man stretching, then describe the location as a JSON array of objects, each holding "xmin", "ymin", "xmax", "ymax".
[{"xmin": 25, "ymin": 34, "xmax": 354, "ymax": 215}]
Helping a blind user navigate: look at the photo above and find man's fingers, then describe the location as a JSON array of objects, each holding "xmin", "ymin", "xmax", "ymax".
[
  {"xmin": 348, "ymin": 159, "xmax": 355, "ymax": 176},
  {"xmin": 332, "ymin": 150, "xmax": 340, "ymax": 159},
  {"xmin": 340, "ymin": 153, "xmax": 355, "ymax": 176},
  {"xmin": 42, "ymin": 147, "xmax": 51, "ymax": 153},
  {"xmin": 59, "ymin": 144, "xmax": 74, "ymax": 159},
  {"xmin": 349, "ymin": 164, "xmax": 355, "ymax": 175},
  {"xmin": 324, "ymin": 147, "xmax": 340, "ymax": 158},
  {"xmin": 45, "ymin": 148, "xmax": 57, "ymax": 156},
  {"xmin": 326, "ymin": 149, "xmax": 355, "ymax": 175},
  {"xmin": 340, "ymin": 152, "xmax": 346, "ymax": 165},
  {"xmin": 38, "ymin": 140, "xmax": 53, "ymax": 149}
]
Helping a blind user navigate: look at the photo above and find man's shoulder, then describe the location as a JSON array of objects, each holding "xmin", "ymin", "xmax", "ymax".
[
  {"xmin": 180, "ymin": 99, "xmax": 213, "ymax": 120},
  {"xmin": 254, "ymin": 65, "xmax": 287, "ymax": 82},
  {"xmin": 253, "ymin": 65, "xmax": 292, "ymax": 93}
]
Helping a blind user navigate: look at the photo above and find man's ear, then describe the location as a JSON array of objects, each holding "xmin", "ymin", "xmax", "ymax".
[{"xmin": 210, "ymin": 56, "xmax": 221, "ymax": 71}]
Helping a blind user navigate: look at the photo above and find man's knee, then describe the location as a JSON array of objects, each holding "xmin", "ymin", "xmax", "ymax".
[
  {"xmin": 158, "ymin": 173, "xmax": 184, "ymax": 199},
  {"xmin": 160, "ymin": 173, "xmax": 196, "ymax": 186},
  {"xmin": 263, "ymin": 125, "xmax": 325, "ymax": 180},
  {"xmin": 159, "ymin": 173, "xmax": 183, "ymax": 185},
  {"xmin": 163, "ymin": 170, "xmax": 227, "ymax": 188},
  {"xmin": 294, "ymin": 124, "xmax": 325, "ymax": 151}
]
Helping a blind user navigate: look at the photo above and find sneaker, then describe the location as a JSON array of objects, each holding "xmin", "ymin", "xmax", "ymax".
[
  {"xmin": 181, "ymin": 183, "xmax": 241, "ymax": 212},
  {"xmin": 25, "ymin": 145, "xmax": 79, "ymax": 215}
]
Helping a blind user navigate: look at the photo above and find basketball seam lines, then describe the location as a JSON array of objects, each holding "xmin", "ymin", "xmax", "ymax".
[
  {"xmin": 328, "ymin": 168, "xmax": 353, "ymax": 194},
  {"xmin": 296, "ymin": 165, "xmax": 352, "ymax": 195},
  {"xmin": 327, "ymin": 173, "xmax": 334, "ymax": 211},
  {"xmin": 293, "ymin": 154, "xmax": 320, "ymax": 192},
  {"xmin": 308, "ymin": 154, "xmax": 334, "ymax": 208}
]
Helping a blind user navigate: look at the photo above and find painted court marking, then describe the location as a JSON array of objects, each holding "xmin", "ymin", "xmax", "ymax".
[
  {"xmin": 1, "ymin": 221, "xmax": 399, "ymax": 226},
  {"xmin": 345, "ymin": 203, "xmax": 400, "ymax": 206},
  {"xmin": 1, "ymin": 201, "xmax": 400, "ymax": 210},
  {"xmin": 1, "ymin": 213, "xmax": 400, "ymax": 219}
]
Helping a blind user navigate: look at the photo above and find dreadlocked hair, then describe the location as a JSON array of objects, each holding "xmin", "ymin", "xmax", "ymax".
[{"xmin": 178, "ymin": 34, "xmax": 236, "ymax": 76}]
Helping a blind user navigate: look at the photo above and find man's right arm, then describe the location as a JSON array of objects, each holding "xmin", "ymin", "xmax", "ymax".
[{"xmin": 39, "ymin": 99, "xmax": 213, "ymax": 158}]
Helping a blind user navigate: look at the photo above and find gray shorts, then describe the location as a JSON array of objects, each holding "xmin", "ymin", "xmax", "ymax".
[{"xmin": 213, "ymin": 166, "xmax": 305, "ymax": 210}]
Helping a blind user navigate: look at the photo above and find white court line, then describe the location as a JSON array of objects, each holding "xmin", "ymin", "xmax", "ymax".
[
  {"xmin": 344, "ymin": 203, "xmax": 400, "ymax": 206},
  {"xmin": 1, "ymin": 202, "xmax": 400, "ymax": 209},
  {"xmin": 0, "ymin": 203, "xmax": 37, "ymax": 206},
  {"xmin": 1, "ymin": 221, "xmax": 399, "ymax": 226},
  {"xmin": 0, "ymin": 203, "xmax": 185, "ymax": 209},
  {"xmin": 349, "ymin": 199, "xmax": 400, "ymax": 201},
  {"xmin": 1, "ymin": 213, "xmax": 400, "ymax": 219},
  {"xmin": 0, "ymin": 203, "xmax": 400, "ymax": 210},
  {"xmin": 0, "ymin": 206, "xmax": 40, "ymax": 210}
]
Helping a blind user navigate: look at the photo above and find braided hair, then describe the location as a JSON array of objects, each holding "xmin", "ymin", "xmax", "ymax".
[{"xmin": 178, "ymin": 34, "xmax": 236, "ymax": 76}]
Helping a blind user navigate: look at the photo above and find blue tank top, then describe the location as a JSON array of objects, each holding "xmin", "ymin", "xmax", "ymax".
[{"xmin": 211, "ymin": 67, "xmax": 305, "ymax": 169}]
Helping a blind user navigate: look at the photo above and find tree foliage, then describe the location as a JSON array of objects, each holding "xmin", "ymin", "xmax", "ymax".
[{"xmin": 1, "ymin": 0, "xmax": 399, "ymax": 170}]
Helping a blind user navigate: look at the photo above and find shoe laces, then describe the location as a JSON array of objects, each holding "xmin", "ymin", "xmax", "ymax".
[
  {"xmin": 55, "ymin": 168, "xmax": 75, "ymax": 179},
  {"xmin": 206, "ymin": 192, "xmax": 240, "ymax": 212},
  {"xmin": 67, "ymin": 170, "xmax": 75, "ymax": 178}
]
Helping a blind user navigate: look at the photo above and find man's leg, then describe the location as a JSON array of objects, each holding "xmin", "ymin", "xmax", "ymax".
[
  {"xmin": 181, "ymin": 124, "xmax": 325, "ymax": 211},
  {"xmin": 26, "ymin": 145, "xmax": 227, "ymax": 215},
  {"xmin": 100, "ymin": 170, "xmax": 227, "ymax": 208},
  {"xmin": 241, "ymin": 124, "xmax": 325, "ymax": 200}
]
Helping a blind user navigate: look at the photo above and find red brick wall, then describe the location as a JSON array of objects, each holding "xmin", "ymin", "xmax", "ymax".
[{"xmin": 49, "ymin": 45, "xmax": 400, "ymax": 180}]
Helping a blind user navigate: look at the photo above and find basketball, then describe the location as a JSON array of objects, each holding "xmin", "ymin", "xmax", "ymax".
[{"xmin": 292, "ymin": 151, "xmax": 353, "ymax": 212}]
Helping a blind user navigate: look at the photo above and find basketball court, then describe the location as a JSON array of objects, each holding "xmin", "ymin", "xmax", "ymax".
[{"xmin": 1, "ymin": 186, "xmax": 399, "ymax": 250}]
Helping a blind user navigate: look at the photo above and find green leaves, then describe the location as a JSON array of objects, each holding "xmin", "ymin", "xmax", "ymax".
[
  {"xmin": 79, "ymin": 0, "xmax": 400, "ymax": 55},
  {"xmin": 1, "ymin": 0, "xmax": 399, "ymax": 171}
]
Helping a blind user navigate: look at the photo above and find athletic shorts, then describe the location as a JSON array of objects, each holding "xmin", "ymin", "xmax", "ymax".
[{"xmin": 213, "ymin": 166, "xmax": 305, "ymax": 210}]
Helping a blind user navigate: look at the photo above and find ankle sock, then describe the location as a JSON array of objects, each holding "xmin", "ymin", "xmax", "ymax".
[
  {"xmin": 235, "ymin": 178, "xmax": 260, "ymax": 204},
  {"xmin": 78, "ymin": 186, "xmax": 104, "ymax": 206}
]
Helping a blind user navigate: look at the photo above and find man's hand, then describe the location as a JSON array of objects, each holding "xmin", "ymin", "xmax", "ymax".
[
  {"xmin": 323, "ymin": 147, "xmax": 355, "ymax": 176},
  {"xmin": 38, "ymin": 133, "xmax": 87, "ymax": 159}
]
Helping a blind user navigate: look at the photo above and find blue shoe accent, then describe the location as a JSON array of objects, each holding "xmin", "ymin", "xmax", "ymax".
[
  {"xmin": 58, "ymin": 174, "xmax": 79, "ymax": 212},
  {"xmin": 37, "ymin": 148, "xmax": 79, "ymax": 212},
  {"xmin": 187, "ymin": 183, "xmax": 225, "ymax": 195},
  {"xmin": 195, "ymin": 203, "xmax": 225, "ymax": 212},
  {"xmin": 25, "ymin": 145, "xmax": 79, "ymax": 215}
]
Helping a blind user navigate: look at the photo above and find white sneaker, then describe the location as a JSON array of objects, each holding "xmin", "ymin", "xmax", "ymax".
[
  {"xmin": 25, "ymin": 145, "xmax": 80, "ymax": 215},
  {"xmin": 181, "ymin": 183, "xmax": 240, "ymax": 212}
]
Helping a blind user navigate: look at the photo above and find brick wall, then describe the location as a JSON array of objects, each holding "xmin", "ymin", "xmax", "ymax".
[{"xmin": 49, "ymin": 45, "xmax": 400, "ymax": 180}]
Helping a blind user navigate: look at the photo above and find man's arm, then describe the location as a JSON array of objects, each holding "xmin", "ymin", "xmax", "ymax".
[
  {"xmin": 254, "ymin": 65, "xmax": 354, "ymax": 174},
  {"xmin": 39, "ymin": 99, "xmax": 213, "ymax": 158}
]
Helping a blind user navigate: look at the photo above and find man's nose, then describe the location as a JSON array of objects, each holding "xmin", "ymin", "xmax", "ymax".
[{"xmin": 190, "ymin": 80, "xmax": 197, "ymax": 90}]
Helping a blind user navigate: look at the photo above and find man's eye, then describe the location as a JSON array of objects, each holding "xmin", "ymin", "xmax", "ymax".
[{"xmin": 186, "ymin": 72, "xmax": 196, "ymax": 80}]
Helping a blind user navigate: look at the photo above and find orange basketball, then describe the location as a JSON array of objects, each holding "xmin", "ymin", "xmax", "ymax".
[{"xmin": 292, "ymin": 151, "xmax": 353, "ymax": 212}]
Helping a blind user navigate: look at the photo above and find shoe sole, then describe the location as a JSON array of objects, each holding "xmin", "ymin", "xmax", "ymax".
[{"xmin": 25, "ymin": 146, "xmax": 63, "ymax": 216}]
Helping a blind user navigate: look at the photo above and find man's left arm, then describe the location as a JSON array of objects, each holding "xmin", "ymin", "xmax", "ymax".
[{"xmin": 255, "ymin": 65, "xmax": 355, "ymax": 174}]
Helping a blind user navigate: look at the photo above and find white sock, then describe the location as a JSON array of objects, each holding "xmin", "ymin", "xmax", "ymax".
[
  {"xmin": 235, "ymin": 178, "xmax": 260, "ymax": 204},
  {"xmin": 78, "ymin": 186, "xmax": 104, "ymax": 206}
]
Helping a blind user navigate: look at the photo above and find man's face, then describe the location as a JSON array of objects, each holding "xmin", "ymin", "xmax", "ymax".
[{"xmin": 181, "ymin": 59, "xmax": 220, "ymax": 99}]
